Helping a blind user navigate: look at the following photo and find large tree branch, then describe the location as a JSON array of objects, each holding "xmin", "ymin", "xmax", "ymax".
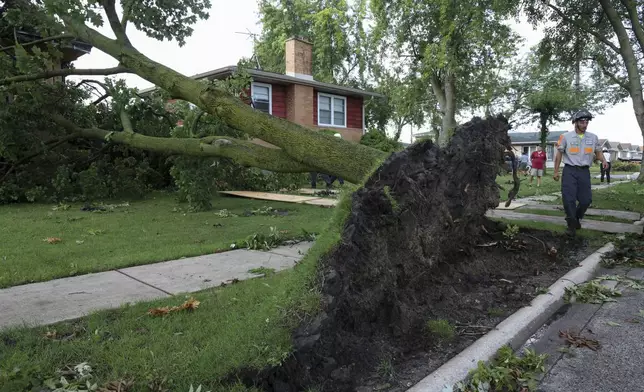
[
  {"xmin": 50, "ymin": 115, "xmax": 318, "ymax": 173},
  {"xmin": 0, "ymin": 66, "xmax": 132, "ymax": 85},
  {"xmin": 595, "ymin": 58, "xmax": 630, "ymax": 91},
  {"xmin": 619, "ymin": 0, "xmax": 644, "ymax": 55},
  {"xmin": 101, "ymin": 0, "xmax": 131, "ymax": 45},
  {"xmin": 60, "ymin": 16, "xmax": 387, "ymax": 183},
  {"xmin": 120, "ymin": 111, "xmax": 134, "ymax": 133},
  {"xmin": 0, "ymin": 34, "xmax": 75, "ymax": 53},
  {"xmin": 599, "ymin": 0, "xmax": 644, "ymax": 98},
  {"xmin": 546, "ymin": 3, "xmax": 621, "ymax": 55}
]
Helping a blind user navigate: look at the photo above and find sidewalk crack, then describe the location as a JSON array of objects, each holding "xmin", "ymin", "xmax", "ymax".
[{"xmin": 115, "ymin": 270, "xmax": 174, "ymax": 296}]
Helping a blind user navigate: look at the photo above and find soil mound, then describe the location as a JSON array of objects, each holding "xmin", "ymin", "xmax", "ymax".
[
  {"xmin": 287, "ymin": 116, "xmax": 513, "ymax": 389},
  {"xmin": 234, "ymin": 116, "xmax": 585, "ymax": 391}
]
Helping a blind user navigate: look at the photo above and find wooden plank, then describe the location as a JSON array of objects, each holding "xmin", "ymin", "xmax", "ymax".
[
  {"xmin": 303, "ymin": 198, "xmax": 339, "ymax": 207},
  {"xmin": 496, "ymin": 202, "xmax": 526, "ymax": 210},
  {"xmin": 297, "ymin": 188, "xmax": 340, "ymax": 195},
  {"xmin": 219, "ymin": 191, "xmax": 319, "ymax": 203}
]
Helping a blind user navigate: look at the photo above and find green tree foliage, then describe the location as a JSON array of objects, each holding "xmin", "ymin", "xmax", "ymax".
[
  {"xmin": 505, "ymin": 49, "xmax": 610, "ymax": 147},
  {"xmin": 247, "ymin": 0, "xmax": 368, "ymax": 85},
  {"xmin": 524, "ymin": 0, "xmax": 644, "ymax": 181},
  {"xmin": 359, "ymin": 130, "xmax": 403, "ymax": 153},
  {"xmin": 371, "ymin": 0, "xmax": 521, "ymax": 145}
]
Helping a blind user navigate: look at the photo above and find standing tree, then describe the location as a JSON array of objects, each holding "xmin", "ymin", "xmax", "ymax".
[
  {"xmin": 525, "ymin": 0, "xmax": 644, "ymax": 182},
  {"xmin": 371, "ymin": 0, "xmax": 521, "ymax": 145}
]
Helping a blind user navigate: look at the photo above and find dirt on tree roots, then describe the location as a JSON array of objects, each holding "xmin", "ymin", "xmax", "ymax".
[{"xmin": 232, "ymin": 116, "xmax": 598, "ymax": 391}]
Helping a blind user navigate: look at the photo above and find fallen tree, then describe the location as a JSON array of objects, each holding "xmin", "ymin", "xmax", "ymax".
[
  {"xmin": 241, "ymin": 115, "xmax": 516, "ymax": 391},
  {"xmin": 0, "ymin": 1, "xmax": 529, "ymax": 390}
]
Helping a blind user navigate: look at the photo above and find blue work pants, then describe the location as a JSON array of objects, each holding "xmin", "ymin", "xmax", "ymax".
[{"xmin": 562, "ymin": 165, "xmax": 592, "ymax": 223}]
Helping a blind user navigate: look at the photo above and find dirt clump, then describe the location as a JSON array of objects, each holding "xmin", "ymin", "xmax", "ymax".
[{"xmin": 232, "ymin": 116, "xmax": 597, "ymax": 391}]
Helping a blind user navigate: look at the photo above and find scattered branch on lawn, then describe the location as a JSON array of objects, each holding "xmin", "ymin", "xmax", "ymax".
[
  {"xmin": 0, "ymin": 66, "xmax": 132, "ymax": 85},
  {"xmin": 0, "ymin": 34, "xmax": 75, "ymax": 53},
  {"xmin": 50, "ymin": 115, "xmax": 317, "ymax": 173}
]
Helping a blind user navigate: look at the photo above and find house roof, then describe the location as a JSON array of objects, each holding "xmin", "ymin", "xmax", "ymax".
[
  {"xmin": 509, "ymin": 131, "xmax": 566, "ymax": 144},
  {"xmin": 620, "ymin": 143, "xmax": 632, "ymax": 150},
  {"xmin": 8, "ymin": 30, "xmax": 92, "ymax": 62},
  {"xmin": 139, "ymin": 65, "xmax": 385, "ymax": 99}
]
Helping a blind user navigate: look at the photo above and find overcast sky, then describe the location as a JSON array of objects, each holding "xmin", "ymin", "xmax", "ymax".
[{"xmin": 70, "ymin": 0, "xmax": 643, "ymax": 146}]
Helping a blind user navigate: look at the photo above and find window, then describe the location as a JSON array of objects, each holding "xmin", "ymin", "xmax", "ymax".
[
  {"xmin": 251, "ymin": 82, "xmax": 272, "ymax": 114},
  {"xmin": 546, "ymin": 145, "xmax": 554, "ymax": 161},
  {"xmin": 318, "ymin": 93, "xmax": 346, "ymax": 127}
]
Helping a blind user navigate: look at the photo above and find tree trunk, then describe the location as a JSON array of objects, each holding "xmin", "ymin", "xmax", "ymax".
[
  {"xmin": 64, "ymin": 22, "xmax": 387, "ymax": 184},
  {"xmin": 539, "ymin": 113, "xmax": 549, "ymax": 175},
  {"xmin": 431, "ymin": 72, "xmax": 457, "ymax": 147},
  {"xmin": 598, "ymin": 0, "xmax": 644, "ymax": 183}
]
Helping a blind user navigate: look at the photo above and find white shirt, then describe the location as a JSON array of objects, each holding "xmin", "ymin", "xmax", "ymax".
[{"xmin": 603, "ymin": 152, "xmax": 611, "ymax": 162}]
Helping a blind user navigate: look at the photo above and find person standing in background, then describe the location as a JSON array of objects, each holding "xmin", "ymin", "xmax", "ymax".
[
  {"xmin": 600, "ymin": 147, "xmax": 612, "ymax": 184},
  {"xmin": 529, "ymin": 146, "xmax": 547, "ymax": 187}
]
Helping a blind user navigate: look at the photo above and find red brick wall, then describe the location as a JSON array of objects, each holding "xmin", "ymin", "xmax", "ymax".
[
  {"xmin": 272, "ymin": 84, "xmax": 287, "ymax": 118},
  {"xmin": 347, "ymin": 96, "xmax": 363, "ymax": 129}
]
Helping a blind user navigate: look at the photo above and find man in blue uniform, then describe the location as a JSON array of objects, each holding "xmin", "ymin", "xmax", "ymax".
[{"xmin": 553, "ymin": 109, "xmax": 609, "ymax": 236}]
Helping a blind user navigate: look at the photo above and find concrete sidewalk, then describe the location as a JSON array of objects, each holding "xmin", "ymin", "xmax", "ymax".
[
  {"xmin": 486, "ymin": 210, "xmax": 644, "ymax": 234},
  {"xmin": 522, "ymin": 267, "xmax": 644, "ymax": 392},
  {"xmin": 0, "ymin": 241, "xmax": 313, "ymax": 331}
]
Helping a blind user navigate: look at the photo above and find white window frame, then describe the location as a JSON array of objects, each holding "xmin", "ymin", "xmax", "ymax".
[
  {"xmin": 251, "ymin": 82, "xmax": 272, "ymax": 115},
  {"xmin": 317, "ymin": 92, "xmax": 347, "ymax": 128}
]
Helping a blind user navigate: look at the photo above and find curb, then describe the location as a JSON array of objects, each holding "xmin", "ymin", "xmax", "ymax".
[{"xmin": 406, "ymin": 242, "xmax": 615, "ymax": 392}]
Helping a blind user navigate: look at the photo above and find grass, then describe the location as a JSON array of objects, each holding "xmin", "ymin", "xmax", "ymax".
[
  {"xmin": 496, "ymin": 173, "xmax": 605, "ymax": 200},
  {"xmin": 538, "ymin": 182, "xmax": 644, "ymax": 212},
  {"xmin": 0, "ymin": 187, "xmax": 355, "ymax": 392},
  {"xmin": 516, "ymin": 208, "xmax": 634, "ymax": 223},
  {"xmin": 0, "ymin": 192, "xmax": 333, "ymax": 288}
]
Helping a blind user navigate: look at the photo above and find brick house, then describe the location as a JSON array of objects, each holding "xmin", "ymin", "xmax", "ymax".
[{"xmin": 142, "ymin": 37, "xmax": 384, "ymax": 144}]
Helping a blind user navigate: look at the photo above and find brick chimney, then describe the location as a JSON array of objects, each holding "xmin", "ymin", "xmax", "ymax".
[{"xmin": 285, "ymin": 37, "xmax": 313, "ymax": 80}]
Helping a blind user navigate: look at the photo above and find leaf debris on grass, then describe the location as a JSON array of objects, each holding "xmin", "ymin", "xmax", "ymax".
[
  {"xmin": 44, "ymin": 237, "xmax": 62, "ymax": 244},
  {"xmin": 559, "ymin": 329, "xmax": 600, "ymax": 351},
  {"xmin": 148, "ymin": 297, "xmax": 201, "ymax": 317}
]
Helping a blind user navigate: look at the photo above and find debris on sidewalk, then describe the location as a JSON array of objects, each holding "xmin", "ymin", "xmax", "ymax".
[{"xmin": 559, "ymin": 329, "xmax": 600, "ymax": 351}]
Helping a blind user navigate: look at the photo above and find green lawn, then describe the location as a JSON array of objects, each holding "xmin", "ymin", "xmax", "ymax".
[
  {"xmin": 0, "ymin": 192, "xmax": 333, "ymax": 288},
  {"xmin": 0, "ymin": 191, "xmax": 352, "ymax": 392},
  {"xmin": 538, "ymin": 182, "xmax": 644, "ymax": 213}
]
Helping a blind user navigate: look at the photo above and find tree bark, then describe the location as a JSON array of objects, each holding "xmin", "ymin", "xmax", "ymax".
[
  {"xmin": 599, "ymin": 0, "xmax": 644, "ymax": 183},
  {"xmin": 430, "ymin": 72, "xmax": 457, "ymax": 147},
  {"xmin": 539, "ymin": 112, "xmax": 549, "ymax": 175},
  {"xmin": 51, "ymin": 115, "xmax": 317, "ymax": 173},
  {"xmin": 62, "ymin": 20, "xmax": 387, "ymax": 184}
]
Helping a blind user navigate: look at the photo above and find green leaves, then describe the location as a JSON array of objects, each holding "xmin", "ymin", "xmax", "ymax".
[{"xmin": 126, "ymin": 0, "xmax": 211, "ymax": 47}]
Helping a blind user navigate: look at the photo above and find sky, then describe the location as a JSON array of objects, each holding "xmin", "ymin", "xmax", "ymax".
[{"xmin": 69, "ymin": 0, "xmax": 644, "ymax": 147}]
